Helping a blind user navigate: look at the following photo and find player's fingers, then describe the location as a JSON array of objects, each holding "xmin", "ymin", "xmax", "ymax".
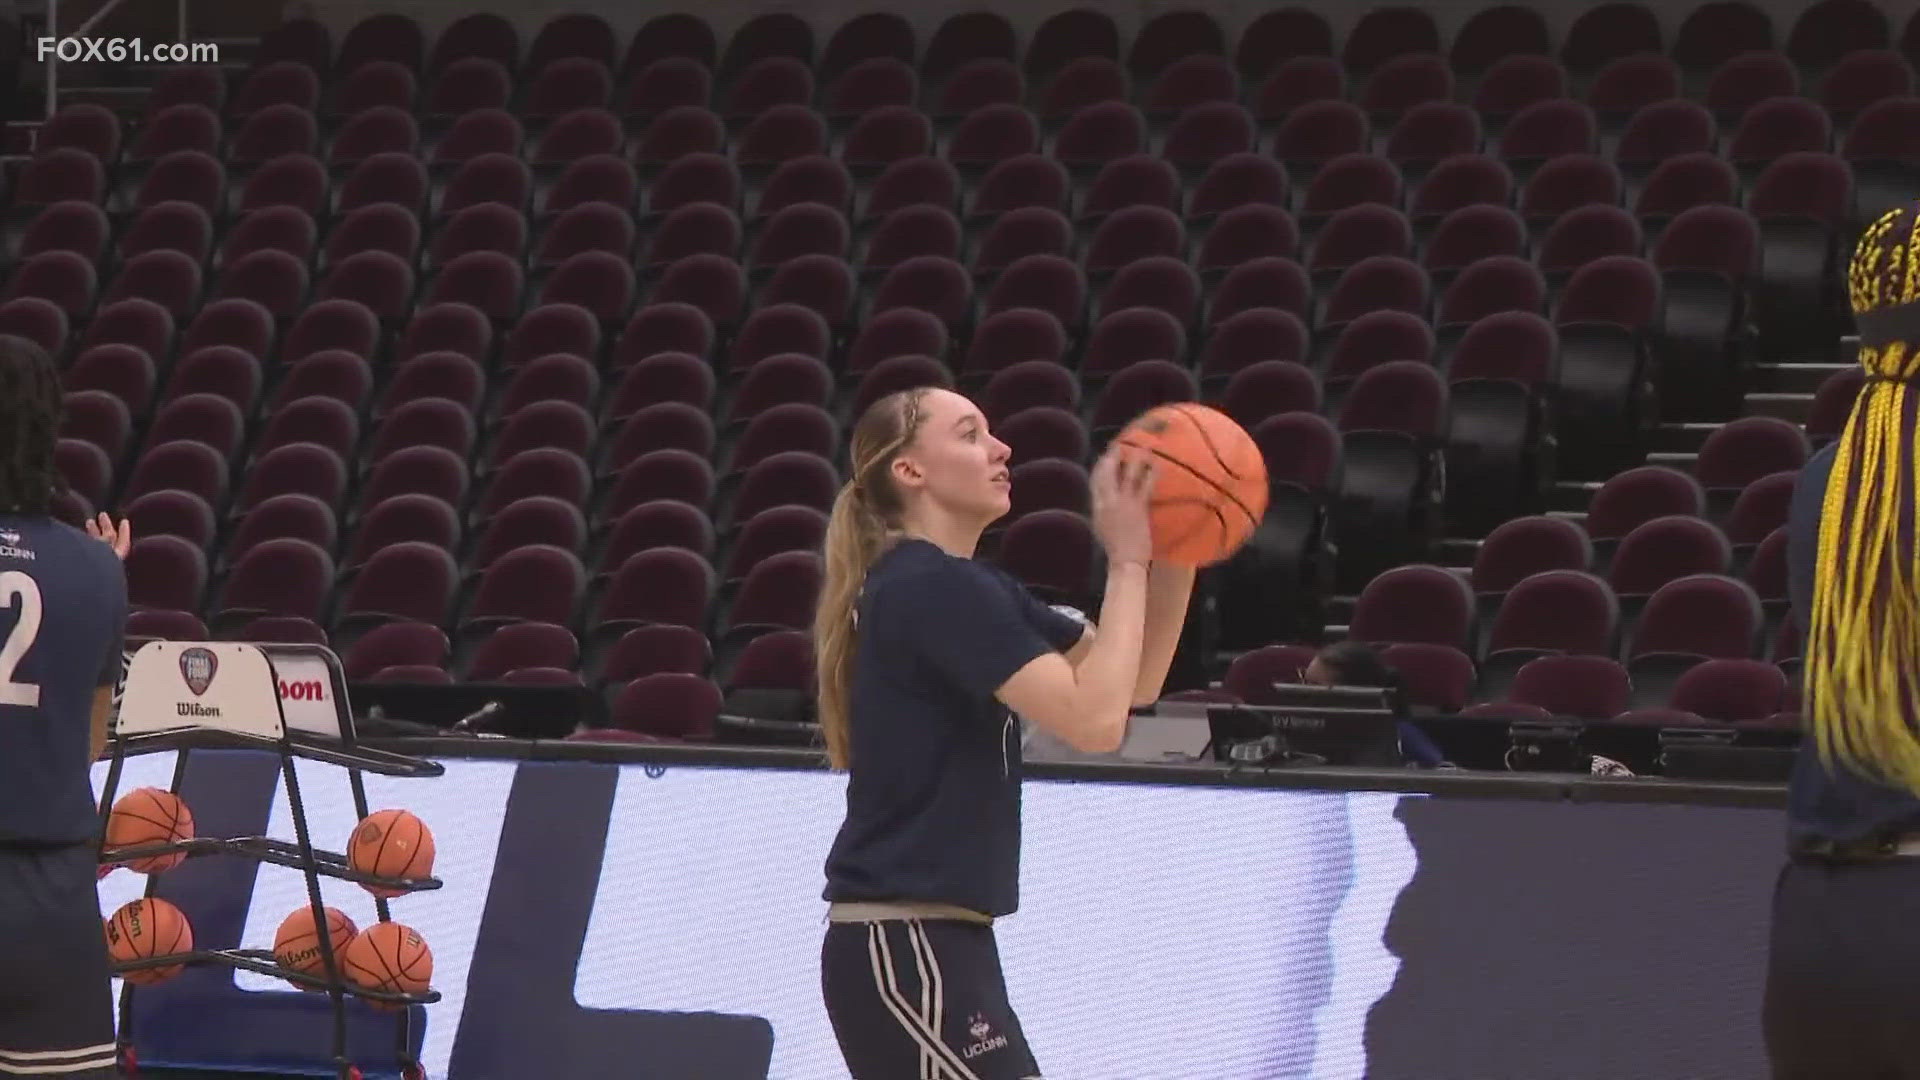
[
  {"xmin": 1109, "ymin": 449, "xmax": 1141, "ymax": 500},
  {"xmin": 1116, "ymin": 447, "xmax": 1150, "ymax": 493},
  {"xmin": 1128, "ymin": 458, "xmax": 1158, "ymax": 500},
  {"xmin": 1090, "ymin": 445, "xmax": 1120, "ymax": 497}
]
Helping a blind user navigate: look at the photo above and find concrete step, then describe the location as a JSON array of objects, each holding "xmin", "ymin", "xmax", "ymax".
[
  {"xmin": 1548, "ymin": 480, "xmax": 1603, "ymax": 513},
  {"xmin": 1650, "ymin": 422, "xmax": 1723, "ymax": 454},
  {"xmin": 1752, "ymin": 362, "xmax": 1852, "ymax": 395},
  {"xmin": 1433, "ymin": 537, "xmax": 1481, "ymax": 568},
  {"xmin": 1644, "ymin": 451, "xmax": 1699, "ymax": 473},
  {"xmin": 1744, "ymin": 392, "xmax": 1814, "ymax": 423}
]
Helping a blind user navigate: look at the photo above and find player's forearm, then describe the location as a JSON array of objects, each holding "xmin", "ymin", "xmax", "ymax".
[
  {"xmin": 1132, "ymin": 563, "xmax": 1196, "ymax": 706},
  {"xmin": 1072, "ymin": 561, "xmax": 1150, "ymax": 749}
]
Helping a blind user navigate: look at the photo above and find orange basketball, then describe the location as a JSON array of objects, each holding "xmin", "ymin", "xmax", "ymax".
[
  {"xmin": 346, "ymin": 809, "xmax": 435, "ymax": 899},
  {"xmin": 273, "ymin": 905, "xmax": 359, "ymax": 986},
  {"xmin": 1112, "ymin": 403, "xmax": 1268, "ymax": 566},
  {"xmin": 104, "ymin": 898, "xmax": 192, "ymax": 985},
  {"xmin": 104, "ymin": 787, "xmax": 194, "ymax": 873},
  {"xmin": 340, "ymin": 921, "xmax": 432, "ymax": 1010}
]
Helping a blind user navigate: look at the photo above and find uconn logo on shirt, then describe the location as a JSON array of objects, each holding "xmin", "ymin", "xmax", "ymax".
[
  {"xmin": 964, "ymin": 1013, "xmax": 1010, "ymax": 1060},
  {"xmin": 0, "ymin": 529, "xmax": 33, "ymax": 561}
]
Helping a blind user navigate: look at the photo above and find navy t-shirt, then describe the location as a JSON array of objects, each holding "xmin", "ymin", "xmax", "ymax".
[
  {"xmin": 0, "ymin": 514, "xmax": 126, "ymax": 847},
  {"xmin": 823, "ymin": 538, "xmax": 1087, "ymax": 918},
  {"xmin": 1784, "ymin": 443, "xmax": 1920, "ymax": 845}
]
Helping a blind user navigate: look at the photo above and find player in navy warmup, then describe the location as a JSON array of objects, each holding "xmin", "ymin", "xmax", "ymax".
[
  {"xmin": 814, "ymin": 387, "xmax": 1195, "ymax": 1079},
  {"xmin": 0, "ymin": 334, "xmax": 132, "ymax": 1079}
]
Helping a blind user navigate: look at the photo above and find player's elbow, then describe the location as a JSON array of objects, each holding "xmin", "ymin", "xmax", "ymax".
[
  {"xmin": 1024, "ymin": 701, "xmax": 1123, "ymax": 754},
  {"xmin": 998, "ymin": 655, "xmax": 1130, "ymax": 754},
  {"xmin": 1070, "ymin": 713, "xmax": 1129, "ymax": 754},
  {"xmin": 1045, "ymin": 699, "xmax": 1129, "ymax": 753}
]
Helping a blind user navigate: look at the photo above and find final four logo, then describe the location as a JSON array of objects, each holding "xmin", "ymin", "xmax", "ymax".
[{"xmin": 178, "ymin": 647, "xmax": 218, "ymax": 696}]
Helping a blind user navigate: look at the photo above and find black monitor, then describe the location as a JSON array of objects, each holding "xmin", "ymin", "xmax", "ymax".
[{"xmin": 1206, "ymin": 684, "xmax": 1402, "ymax": 768}]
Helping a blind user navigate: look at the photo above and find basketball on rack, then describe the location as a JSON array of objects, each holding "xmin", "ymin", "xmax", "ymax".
[
  {"xmin": 274, "ymin": 905, "xmax": 359, "ymax": 987},
  {"xmin": 340, "ymin": 922, "xmax": 433, "ymax": 1011},
  {"xmin": 1111, "ymin": 403, "xmax": 1269, "ymax": 567},
  {"xmin": 104, "ymin": 787, "xmax": 195, "ymax": 874},
  {"xmin": 347, "ymin": 809, "xmax": 436, "ymax": 899},
  {"xmin": 105, "ymin": 898, "xmax": 193, "ymax": 986}
]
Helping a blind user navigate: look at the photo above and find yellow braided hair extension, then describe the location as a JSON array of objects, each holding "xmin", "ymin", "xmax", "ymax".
[{"xmin": 1806, "ymin": 205, "xmax": 1920, "ymax": 790}]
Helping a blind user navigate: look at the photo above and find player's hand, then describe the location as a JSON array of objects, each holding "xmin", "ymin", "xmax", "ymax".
[
  {"xmin": 1091, "ymin": 444, "xmax": 1155, "ymax": 567},
  {"xmin": 86, "ymin": 513, "xmax": 131, "ymax": 560}
]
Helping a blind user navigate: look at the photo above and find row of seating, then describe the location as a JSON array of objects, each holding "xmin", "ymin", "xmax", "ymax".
[
  {"xmin": 41, "ymin": 308, "xmax": 1579, "ymax": 417},
  {"xmin": 262, "ymin": 2, "xmax": 1920, "ymax": 85},
  {"xmin": 1477, "ymin": 515, "xmax": 1784, "ymax": 602},
  {"xmin": 126, "ymin": 607, "xmax": 777, "ymax": 741},
  {"xmin": 0, "ymin": 190, "xmax": 1774, "ymax": 270},
  {"xmin": 114, "ymin": 479, "xmax": 812, "ymax": 572},
  {"xmin": 36, "ymin": 93, "xmax": 1920, "ymax": 178},
  {"xmin": 126, "ymin": 606, "xmax": 1806, "ymax": 741},
  {"xmin": 120, "ymin": 527, "xmax": 815, "ymax": 652},
  {"xmin": 0, "ymin": 256, "xmax": 1731, "ymax": 363},
  {"xmin": 144, "ymin": 46, "xmax": 1920, "ymax": 133},
  {"xmin": 0, "ymin": 286, "xmax": 1614, "ymax": 384},
  {"xmin": 0, "ymin": 243, "xmax": 1757, "ymax": 333},
  {"xmin": 1224, "ymin": 644, "xmax": 1798, "ymax": 725},
  {"xmin": 10, "ymin": 152, "xmax": 1852, "ymax": 265},
  {"xmin": 53, "ymin": 379, "xmax": 1446, "ymax": 521},
  {"xmin": 1346, "ymin": 565, "xmax": 1780, "ymax": 677}
]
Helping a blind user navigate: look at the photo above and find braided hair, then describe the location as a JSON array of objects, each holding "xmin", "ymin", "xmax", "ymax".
[
  {"xmin": 1806, "ymin": 204, "xmax": 1920, "ymax": 791},
  {"xmin": 0, "ymin": 334, "xmax": 64, "ymax": 517}
]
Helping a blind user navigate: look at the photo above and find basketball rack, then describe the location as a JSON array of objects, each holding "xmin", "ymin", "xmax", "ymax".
[{"xmin": 97, "ymin": 641, "xmax": 445, "ymax": 1080}]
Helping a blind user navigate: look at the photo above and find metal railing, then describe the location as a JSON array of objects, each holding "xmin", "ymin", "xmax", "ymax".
[{"xmin": 42, "ymin": 0, "xmax": 192, "ymax": 118}]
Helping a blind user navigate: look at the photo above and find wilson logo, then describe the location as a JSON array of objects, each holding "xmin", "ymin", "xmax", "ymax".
[{"xmin": 277, "ymin": 679, "xmax": 325, "ymax": 702}]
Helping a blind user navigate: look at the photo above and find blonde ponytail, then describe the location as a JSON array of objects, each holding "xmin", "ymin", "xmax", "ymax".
[
  {"xmin": 815, "ymin": 482, "xmax": 894, "ymax": 769},
  {"xmin": 813, "ymin": 388, "xmax": 932, "ymax": 770}
]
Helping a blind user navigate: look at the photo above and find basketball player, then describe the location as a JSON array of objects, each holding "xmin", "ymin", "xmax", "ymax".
[
  {"xmin": 814, "ymin": 387, "xmax": 1194, "ymax": 1079},
  {"xmin": 0, "ymin": 334, "xmax": 131, "ymax": 1079},
  {"xmin": 1764, "ymin": 204, "xmax": 1920, "ymax": 1078}
]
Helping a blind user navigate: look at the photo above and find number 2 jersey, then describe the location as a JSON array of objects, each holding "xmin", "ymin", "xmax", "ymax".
[{"xmin": 0, "ymin": 515, "xmax": 126, "ymax": 847}]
